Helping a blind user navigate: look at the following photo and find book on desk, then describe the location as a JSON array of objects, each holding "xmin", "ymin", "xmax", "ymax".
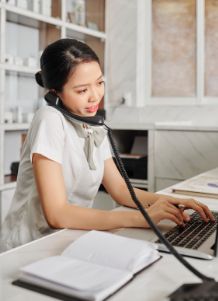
[
  {"xmin": 13, "ymin": 230, "xmax": 160, "ymax": 301},
  {"xmin": 172, "ymin": 173, "xmax": 218, "ymax": 199}
]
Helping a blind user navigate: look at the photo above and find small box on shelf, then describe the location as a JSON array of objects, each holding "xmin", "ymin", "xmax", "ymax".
[{"xmin": 4, "ymin": 174, "xmax": 17, "ymax": 184}]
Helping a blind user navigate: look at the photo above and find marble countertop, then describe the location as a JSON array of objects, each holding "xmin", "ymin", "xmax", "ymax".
[{"xmin": 106, "ymin": 105, "xmax": 218, "ymax": 131}]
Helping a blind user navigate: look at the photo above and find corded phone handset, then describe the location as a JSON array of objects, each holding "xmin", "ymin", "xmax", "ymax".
[
  {"xmin": 44, "ymin": 90, "xmax": 218, "ymax": 301},
  {"xmin": 44, "ymin": 91, "xmax": 104, "ymax": 126}
]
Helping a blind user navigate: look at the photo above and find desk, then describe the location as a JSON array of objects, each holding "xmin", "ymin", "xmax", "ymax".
[{"xmin": 1, "ymin": 169, "xmax": 218, "ymax": 301}]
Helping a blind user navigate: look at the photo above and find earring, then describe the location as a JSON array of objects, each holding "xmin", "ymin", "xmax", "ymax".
[
  {"xmin": 55, "ymin": 96, "xmax": 60, "ymax": 105},
  {"xmin": 50, "ymin": 90, "xmax": 59, "ymax": 105}
]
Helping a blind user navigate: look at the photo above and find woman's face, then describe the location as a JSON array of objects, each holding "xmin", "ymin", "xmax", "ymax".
[{"xmin": 57, "ymin": 61, "xmax": 104, "ymax": 117}]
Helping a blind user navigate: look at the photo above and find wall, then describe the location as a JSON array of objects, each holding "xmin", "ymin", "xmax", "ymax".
[{"xmin": 106, "ymin": 0, "xmax": 137, "ymax": 110}]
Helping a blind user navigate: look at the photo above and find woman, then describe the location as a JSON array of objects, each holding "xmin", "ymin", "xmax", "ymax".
[{"xmin": 1, "ymin": 39, "xmax": 214, "ymax": 251}]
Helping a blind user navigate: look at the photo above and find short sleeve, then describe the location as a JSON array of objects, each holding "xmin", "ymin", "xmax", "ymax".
[
  {"xmin": 102, "ymin": 136, "xmax": 112, "ymax": 161},
  {"xmin": 29, "ymin": 109, "xmax": 65, "ymax": 164}
]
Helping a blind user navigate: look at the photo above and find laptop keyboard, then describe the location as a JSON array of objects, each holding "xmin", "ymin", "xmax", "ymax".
[{"xmin": 156, "ymin": 211, "xmax": 218, "ymax": 249}]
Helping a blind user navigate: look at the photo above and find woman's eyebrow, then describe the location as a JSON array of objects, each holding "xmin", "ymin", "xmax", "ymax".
[{"xmin": 73, "ymin": 74, "xmax": 103, "ymax": 89}]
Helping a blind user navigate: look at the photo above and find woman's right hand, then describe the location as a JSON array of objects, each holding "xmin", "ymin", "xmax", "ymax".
[{"xmin": 143, "ymin": 197, "xmax": 190, "ymax": 226}]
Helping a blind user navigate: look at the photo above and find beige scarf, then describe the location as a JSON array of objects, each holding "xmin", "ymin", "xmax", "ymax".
[{"xmin": 65, "ymin": 116, "xmax": 107, "ymax": 170}]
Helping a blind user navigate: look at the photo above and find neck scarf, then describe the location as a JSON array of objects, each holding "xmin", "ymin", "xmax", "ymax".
[{"xmin": 64, "ymin": 115, "xmax": 107, "ymax": 170}]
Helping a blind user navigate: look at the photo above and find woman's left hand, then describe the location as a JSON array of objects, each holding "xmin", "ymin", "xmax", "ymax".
[{"xmin": 157, "ymin": 196, "xmax": 215, "ymax": 223}]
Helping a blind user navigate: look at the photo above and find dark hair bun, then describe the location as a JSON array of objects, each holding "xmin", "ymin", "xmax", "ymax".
[{"xmin": 35, "ymin": 71, "xmax": 44, "ymax": 87}]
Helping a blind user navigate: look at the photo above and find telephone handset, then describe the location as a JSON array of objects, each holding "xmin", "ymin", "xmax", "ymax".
[{"xmin": 44, "ymin": 91, "xmax": 104, "ymax": 126}]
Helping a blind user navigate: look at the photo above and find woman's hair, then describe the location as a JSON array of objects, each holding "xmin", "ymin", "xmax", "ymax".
[{"xmin": 35, "ymin": 38, "xmax": 100, "ymax": 92}]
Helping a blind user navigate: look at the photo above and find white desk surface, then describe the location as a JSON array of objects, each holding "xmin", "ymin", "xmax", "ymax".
[{"xmin": 1, "ymin": 169, "xmax": 218, "ymax": 301}]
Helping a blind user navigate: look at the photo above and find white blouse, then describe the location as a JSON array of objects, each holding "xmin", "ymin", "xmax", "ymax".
[{"xmin": 1, "ymin": 106, "xmax": 112, "ymax": 251}]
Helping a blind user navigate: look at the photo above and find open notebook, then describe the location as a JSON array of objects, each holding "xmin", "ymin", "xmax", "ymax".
[{"xmin": 14, "ymin": 230, "xmax": 160, "ymax": 301}]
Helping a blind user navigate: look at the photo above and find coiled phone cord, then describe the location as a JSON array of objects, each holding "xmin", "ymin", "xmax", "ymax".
[{"xmin": 105, "ymin": 124, "xmax": 214, "ymax": 282}]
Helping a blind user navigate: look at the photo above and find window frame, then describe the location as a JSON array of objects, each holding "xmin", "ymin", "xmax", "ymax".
[{"xmin": 136, "ymin": 0, "xmax": 218, "ymax": 107}]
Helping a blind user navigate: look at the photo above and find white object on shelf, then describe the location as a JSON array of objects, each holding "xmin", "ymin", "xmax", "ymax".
[
  {"xmin": 40, "ymin": 0, "xmax": 51, "ymax": 17},
  {"xmin": 76, "ymin": 0, "xmax": 85, "ymax": 26},
  {"xmin": 27, "ymin": 112, "xmax": 34, "ymax": 123},
  {"xmin": 5, "ymin": 54, "xmax": 14, "ymax": 64},
  {"xmin": 14, "ymin": 107, "xmax": 23, "ymax": 123},
  {"xmin": 69, "ymin": 0, "xmax": 86, "ymax": 26},
  {"xmin": 23, "ymin": 112, "xmax": 34, "ymax": 123},
  {"xmin": 28, "ymin": 0, "xmax": 40, "ymax": 14},
  {"xmin": 87, "ymin": 21, "xmax": 99, "ymax": 31},
  {"xmin": 16, "ymin": 0, "xmax": 28, "ymax": 10},
  {"xmin": 6, "ymin": 0, "xmax": 16, "ymax": 6},
  {"xmin": 123, "ymin": 92, "xmax": 132, "ymax": 107},
  {"xmin": 4, "ymin": 111, "xmax": 13, "ymax": 124},
  {"xmin": 14, "ymin": 56, "xmax": 24, "ymax": 66},
  {"xmin": 23, "ymin": 57, "xmax": 37, "ymax": 67}
]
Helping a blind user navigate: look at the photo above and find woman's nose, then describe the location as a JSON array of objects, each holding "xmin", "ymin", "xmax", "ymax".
[{"xmin": 89, "ymin": 89, "xmax": 99, "ymax": 102}]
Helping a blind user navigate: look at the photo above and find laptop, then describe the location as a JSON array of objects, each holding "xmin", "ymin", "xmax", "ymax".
[{"xmin": 114, "ymin": 210, "xmax": 218, "ymax": 260}]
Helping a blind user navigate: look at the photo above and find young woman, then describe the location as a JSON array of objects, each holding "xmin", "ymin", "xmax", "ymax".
[{"xmin": 1, "ymin": 39, "xmax": 214, "ymax": 251}]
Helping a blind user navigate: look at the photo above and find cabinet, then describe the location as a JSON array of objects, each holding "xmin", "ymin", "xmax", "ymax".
[
  {"xmin": 0, "ymin": 0, "xmax": 106, "ymax": 224},
  {"xmin": 154, "ymin": 130, "xmax": 218, "ymax": 191},
  {"xmin": 110, "ymin": 129, "xmax": 155, "ymax": 191}
]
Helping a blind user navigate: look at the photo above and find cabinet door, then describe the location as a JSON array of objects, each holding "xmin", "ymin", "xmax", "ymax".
[{"xmin": 154, "ymin": 130, "xmax": 218, "ymax": 181}]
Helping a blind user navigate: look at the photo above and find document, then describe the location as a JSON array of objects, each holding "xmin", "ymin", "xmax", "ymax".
[
  {"xmin": 172, "ymin": 174, "xmax": 218, "ymax": 199},
  {"xmin": 15, "ymin": 230, "xmax": 160, "ymax": 301}
]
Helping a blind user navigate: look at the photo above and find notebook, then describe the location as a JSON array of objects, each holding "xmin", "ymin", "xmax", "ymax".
[
  {"xmin": 115, "ymin": 210, "xmax": 218, "ymax": 261},
  {"xmin": 171, "ymin": 174, "xmax": 218, "ymax": 199},
  {"xmin": 13, "ymin": 230, "xmax": 160, "ymax": 301}
]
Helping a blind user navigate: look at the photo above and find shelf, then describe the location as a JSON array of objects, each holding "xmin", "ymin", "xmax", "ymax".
[
  {"xmin": 1, "ymin": 63, "xmax": 38, "ymax": 75},
  {"xmin": 1, "ymin": 3, "xmax": 106, "ymax": 39},
  {"xmin": 0, "ymin": 182, "xmax": 16, "ymax": 191},
  {"xmin": 65, "ymin": 22, "xmax": 106, "ymax": 40},
  {"xmin": 3, "ymin": 123, "xmax": 30, "ymax": 131},
  {"xmin": 0, "ymin": 0, "xmax": 107, "ymax": 218},
  {"xmin": 0, "ymin": 175, "xmax": 17, "ymax": 191},
  {"xmin": 130, "ymin": 179, "xmax": 148, "ymax": 189},
  {"xmin": 1, "ymin": 3, "xmax": 62, "ymax": 28}
]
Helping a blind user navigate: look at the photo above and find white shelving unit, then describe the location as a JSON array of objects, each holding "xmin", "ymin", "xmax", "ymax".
[{"xmin": 0, "ymin": 0, "xmax": 106, "ymax": 224}]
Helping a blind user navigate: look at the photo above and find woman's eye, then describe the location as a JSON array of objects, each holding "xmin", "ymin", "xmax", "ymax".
[
  {"xmin": 77, "ymin": 89, "xmax": 87, "ymax": 94},
  {"xmin": 98, "ymin": 80, "xmax": 105, "ymax": 86}
]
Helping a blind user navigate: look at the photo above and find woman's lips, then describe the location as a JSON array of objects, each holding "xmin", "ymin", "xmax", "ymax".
[{"xmin": 86, "ymin": 104, "xmax": 99, "ymax": 113}]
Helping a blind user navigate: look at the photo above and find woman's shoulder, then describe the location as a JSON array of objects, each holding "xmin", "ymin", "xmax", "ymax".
[
  {"xmin": 29, "ymin": 106, "xmax": 67, "ymax": 134},
  {"xmin": 33, "ymin": 105, "xmax": 68, "ymax": 126},
  {"xmin": 34, "ymin": 105, "xmax": 64, "ymax": 121}
]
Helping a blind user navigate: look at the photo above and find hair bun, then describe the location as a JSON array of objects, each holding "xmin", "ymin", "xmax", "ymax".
[{"xmin": 35, "ymin": 71, "xmax": 44, "ymax": 87}]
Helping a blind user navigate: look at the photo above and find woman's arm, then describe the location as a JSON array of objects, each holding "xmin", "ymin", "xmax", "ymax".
[
  {"xmin": 102, "ymin": 158, "xmax": 215, "ymax": 222},
  {"xmin": 32, "ymin": 154, "xmax": 148, "ymax": 230},
  {"xmin": 102, "ymin": 158, "xmax": 163, "ymax": 207}
]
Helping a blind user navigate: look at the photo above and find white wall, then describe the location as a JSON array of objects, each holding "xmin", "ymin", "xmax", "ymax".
[{"xmin": 106, "ymin": 0, "xmax": 137, "ymax": 110}]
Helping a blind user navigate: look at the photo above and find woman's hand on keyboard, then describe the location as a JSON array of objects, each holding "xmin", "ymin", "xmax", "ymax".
[
  {"xmin": 147, "ymin": 196, "xmax": 215, "ymax": 225},
  {"xmin": 170, "ymin": 197, "xmax": 215, "ymax": 222},
  {"xmin": 147, "ymin": 197, "xmax": 189, "ymax": 225}
]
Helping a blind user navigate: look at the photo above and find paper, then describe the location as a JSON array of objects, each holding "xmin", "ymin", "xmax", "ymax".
[
  {"xmin": 172, "ymin": 174, "xmax": 218, "ymax": 198},
  {"xmin": 62, "ymin": 230, "xmax": 158, "ymax": 273}
]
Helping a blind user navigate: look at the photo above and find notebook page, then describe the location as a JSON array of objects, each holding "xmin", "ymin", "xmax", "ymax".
[
  {"xmin": 20, "ymin": 256, "xmax": 132, "ymax": 301},
  {"xmin": 62, "ymin": 230, "xmax": 159, "ymax": 274},
  {"xmin": 172, "ymin": 175, "xmax": 218, "ymax": 195}
]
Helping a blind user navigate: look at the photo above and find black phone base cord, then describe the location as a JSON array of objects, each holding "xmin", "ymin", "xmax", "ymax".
[{"xmin": 105, "ymin": 124, "xmax": 218, "ymax": 301}]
